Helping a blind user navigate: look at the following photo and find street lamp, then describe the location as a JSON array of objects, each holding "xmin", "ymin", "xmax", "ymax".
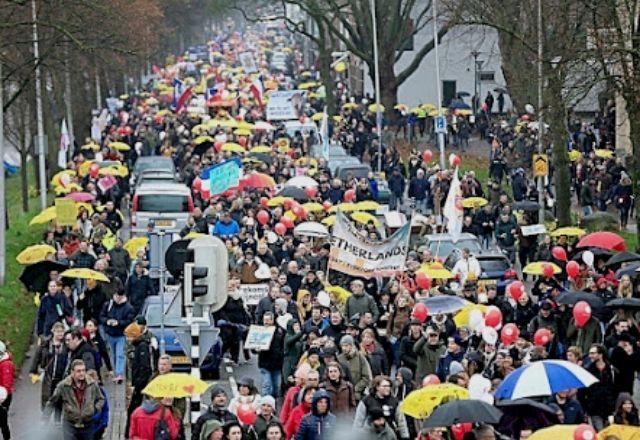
[{"xmin": 470, "ymin": 50, "xmax": 481, "ymax": 113}]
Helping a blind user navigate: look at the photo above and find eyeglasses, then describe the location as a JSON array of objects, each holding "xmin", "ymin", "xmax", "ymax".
[{"xmin": 379, "ymin": 383, "xmax": 391, "ymax": 388}]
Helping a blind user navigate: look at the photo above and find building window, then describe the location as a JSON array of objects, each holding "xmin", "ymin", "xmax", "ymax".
[{"xmin": 479, "ymin": 71, "xmax": 495, "ymax": 82}]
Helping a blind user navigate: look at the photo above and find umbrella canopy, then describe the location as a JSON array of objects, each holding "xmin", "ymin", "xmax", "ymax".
[
  {"xmin": 109, "ymin": 141, "xmax": 130, "ymax": 151},
  {"xmin": 293, "ymin": 221, "xmax": 329, "ymax": 238},
  {"xmin": 550, "ymin": 227, "xmax": 586, "ymax": 237},
  {"xmin": 512, "ymin": 201, "xmax": 540, "ymax": 212},
  {"xmin": 351, "ymin": 211, "xmax": 380, "ymax": 227},
  {"xmin": 422, "ymin": 399, "xmax": 502, "ymax": 428},
  {"xmin": 276, "ymin": 186, "xmax": 309, "ymax": 201},
  {"xmin": 597, "ymin": 424, "xmax": 640, "ymax": 440},
  {"xmin": 400, "ymin": 384, "xmax": 470, "ymax": 419},
  {"xmin": 462, "ymin": 197, "xmax": 488, "ymax": 208},
  {"xmin": 606, "ymin": 297, "xmax": 640, "ymax": 310},
  {"xmin": 354, "ymin": 201, "xmax": 381, "ymax": 211},
  {"xmin": 29, "ymin": 207, "xmax": 58, "ymax": 226},
  {"xmin": 522, "ymin": 261, "xmax": 562, "ymax": 276},
  {"xmin": 494, "ymin": 360, "xmax": 598, "ymax": 400},
  {"xmin": 556, "ymin": 291, "xmax": 605, "ymax": 309},
  {"xmin": 124, "ymin": 237, "xmax": 149, "ymax": 258},
  {"xmin": 422, "ymin": 296, "xmax": 470, "ymax": 315},
  {"xmin": 615, "ymin": 262, "xmax": 640, "ymax": 279},
  {"xmin": 60, "ymin": 268, "xmax": 110, "ymax": 283},
  {"xmin": 142, "ymin": 373, "xmax": 209, "ymax": 398},
  {"xmin": 329, "ymin": 203, "xmax": 359, "ymax": 213},
  {"xmin": 16, "ymin": 244, "xmax": 57, "ymax": 265},
  {"xmin": 285, "ymin": 175, "xmax": 318, "ymax": 188},
  {"xmin": 528, "ymin": 424, "xmax": 580, "ymax": 440},
  {"xmin": 65, "ymin": 192, "xmax": 95, "ymax": 202},
  {"xmin": 606, "ymin": 251, "xmax": 640, "ymax": 267},
  {"xmin": 266, "ymin": 196, "xmax": 293, "ymax": 207},
  {"xmin": 240, "ymin": 172, "xmax": 276, "ymax": 189},
  {"xmin": 301, "ymin": 202, "xmax": 324, "ymax": 213},
  {"xmin": 577, "ymin": 231, "xmax": 626, "ymax": 251},
  {"xmin": 249, "ymin": 146, "xmax": 272, "ymax": 153},
  {"xmin": 454, "ymin": 304, "xmax": 489, "ymax": 327},
  {"xmin": 496, "ymin": 398, "xmax": 558, "ymax": 436},
  {"xmin": 324, "ymin": 285, "xmax": 351, "ymax": 303},
  {"xmin": 573, "ymin": 247, "xmax": 613, "ymax": 262},
  {"xmin": 417, "ymin": 262, "xmax": 453, "ymax": 279},
  {"xmin": 19, "ymin": 260, "xmax": 69, "ymax": 293},
  {"xmin": 221, "ymin": 143, "xmax": 245, "ymax": 154},
  {"xmin": 321, "ymin": 215, "xmax": 336, "ymax": 226}
]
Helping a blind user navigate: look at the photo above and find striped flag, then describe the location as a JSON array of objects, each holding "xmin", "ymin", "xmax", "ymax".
[
  {"xmin": 249, "ymin": 76, "xmax": 263, "ymax": 107},
  {"xmin": 172, "ymin": 78, "xmax": 192, "ymax": 111}
]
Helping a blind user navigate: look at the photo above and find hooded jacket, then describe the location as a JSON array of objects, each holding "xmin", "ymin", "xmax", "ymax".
[
  {"xmin": 337, "ymin": 347, "xmax": 372, "ymax": 400},
  {"xmin": 0, "ymin": 353, "xmax": 15, "ymax": 394},
  {"xmin": 294, "ymin": 391, "xmax": 336, "ymax": 440},
  {"xmin": 284, "ymin": 320, "xmax": 305, "ymax": 380},
  {"xmin": 45, "ymin": 374, "xmax": 105, "ymax": 428},
  {"xmin": 285, "ymin": 398, "xmax": 312, "ymax": 440},
  {"xmin": 129, "ymin": 399, "xmax": 181, "ymax": 440}
]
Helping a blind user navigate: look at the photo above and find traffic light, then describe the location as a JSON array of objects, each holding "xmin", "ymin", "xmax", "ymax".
[
  {"xmin": 184, "ymin": 235, "xmax": 228, "ymax": 312},
  {"xmin": 184, "ymin": 263, "xmax": 209, "ymax": 299}
]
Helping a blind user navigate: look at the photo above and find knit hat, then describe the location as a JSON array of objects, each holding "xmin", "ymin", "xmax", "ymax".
[
  {"xmin": 124, "ymin": 323, "xmax": 142, "ymax": 340},
  {"xmin": 275, "ymin": 298, "xmax": 288, "ymax": 313},
  {"xmin": 259, "ymin": 395, "xmax": 276, "ymax": 411},
  {"xmin": 449, "ymin": 361, "xmax": 464, "ymax": 376},
  {"xmin": 307, "ymin": 347, "xmax": 320, "ymax": 357},
  {"xmin": 340, "ymin": 335, "xmax": 355, "ymax": 346},
  {"xmin": 210, "ymin": 386, "xmax": 227, "ymax": 399},
  {"xmin": 135, "ymin": 315, "xmax": 147, "ymax": 325}
]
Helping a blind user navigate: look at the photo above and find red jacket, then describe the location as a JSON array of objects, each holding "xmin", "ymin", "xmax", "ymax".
[
  {"xmin": 0, "ymin": 354, "xmax": 15, "ymax": 394},
  {"xmin": 284, "ymin": 401, "xmax": 310, "ymax": 440},
  {"xmin": 129, "ymin": 401, "xmax": 180, "ymax": 440},
  {"xmin": 279, "ymin": 384, "xmax": 301, "ymax": 424}
]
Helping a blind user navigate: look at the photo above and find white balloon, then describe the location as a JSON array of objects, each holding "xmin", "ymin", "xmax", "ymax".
[
  {"xmin": 583, "ymin": 250, "xmax": 594, "ymax": 267},
  {"xmin": 0, "ymin": 386, "xmax": 6, "ymax": 404},
  {"xmin": 276, "ymin": 313, "xmax": 293, "ymax": 330},
  {"xmin": 481, "ymin": 326, "xmax": 498, "ymax": 345},
  {"xmin": 468, "ymin": 309, "xmax": 484, "ymax": 332},
  {"xmin": 468, "ymin": 374, "xmax": 491, "ymax": 399},
  {"xmin": 525, "ymin": 103, "xmax": 535, "ymax": 114},
  {"xmin": 317, "ymin": 290, "xmax": 331, "ymax": 307}
]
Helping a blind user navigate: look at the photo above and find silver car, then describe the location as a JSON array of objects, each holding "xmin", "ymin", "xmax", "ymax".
[{"xmin": 131, "ymin": 182, "xmax": 193, "ymax": 233}]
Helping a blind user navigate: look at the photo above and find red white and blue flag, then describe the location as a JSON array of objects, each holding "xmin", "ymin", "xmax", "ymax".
[
  {"xmin": 249, "ymin": 76, "xmax": 264, "ymax": 107},
  {"xmin": 172, "ymin": 77, "xmax": 192, "ymax": 111}
]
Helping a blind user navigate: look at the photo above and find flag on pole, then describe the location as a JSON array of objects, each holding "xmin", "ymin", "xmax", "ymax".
[
  {"xmin": 205, "ymin": 86, "xmax": 217, "ymax": 102},
  {"xmin": 319, "ymin": 107, "xmax": 330, "ymax": 160},
  {"xmin": 249, "ymin": 76, "xmax": 264, "ymax": 107},
  {"xmin": 58, "ymin": 119, "xmax": 70, "ymax": 169},
  {"xmin": 443, "ymin": 167, "xmax": 464, "ymax": 242},
  {"xmin": 172, "ymin": 78, "xmax": 192, "ymax": 112}
]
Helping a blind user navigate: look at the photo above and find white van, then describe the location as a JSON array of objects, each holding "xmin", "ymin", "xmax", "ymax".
[{"xmin": 131, "ymin": 182, "xmax": 194, "ymax": 234}]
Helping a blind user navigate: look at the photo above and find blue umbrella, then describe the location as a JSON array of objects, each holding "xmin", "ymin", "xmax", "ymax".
[
  {"xmin": 494, "ymin": 360, "xmax": 598, "ymax": 400},
  {"xmin": 421, "ymin": 296, "xmax": 469, "ymax": 315},
  {"xmin": 449, "ymin": 100, "xmax": 471, "ymax": 110}
]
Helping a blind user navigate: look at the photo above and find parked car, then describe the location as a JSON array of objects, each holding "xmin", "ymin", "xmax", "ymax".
[
  {"xmin": 444, "ymin": 250, "xmax": 516, "ymax": 294},
  {"xmin": 135, "ymin": 170, "xmax": 178, "ymax": 189},
  {"xmin": 131, "ymin": 182, "xmax": 193, "ymax": 233},
  {"xmin": 309, "ymin": 143, "xmax": 349, "ymax": 159},
  {"xmin": 142, "ymin": 295, "xmax": 221, "ymax": 379},
  {"xmin": 420, "ymin": 233, "xmax": 482, "ymax": 259}
]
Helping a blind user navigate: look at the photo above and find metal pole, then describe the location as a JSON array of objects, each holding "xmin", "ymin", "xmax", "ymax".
[
  {"xmin": 158, "ymin": 230, "xmax": 166, "ymax": 356},
  {"xmin": 64, "ymin": 44, "xmax": 75, "ymax": 156},
  {"xmin": 0, "ymin": 61, "xmax": 5, "ymax": 285},
  {"xmin": 537, "ymin": 0, "xmax": 545, "ymax": 224},
  {"xmin": 95, "ymin": 69, "xmax": 102, "ymax": 109},
  {"xmin": 471, "ymin": 50, "xmax": 479, "ymax": 114},
  {"xmin": 433, "ymin": 0, "xmax": 446, "ymax": 170},
  {"xmin": 32, "ymin": 0, "xmax": 46, "ymax": 210},
  {"xmin": 370, "ymin": 0, "xmax": 383, "ymax": 172}
]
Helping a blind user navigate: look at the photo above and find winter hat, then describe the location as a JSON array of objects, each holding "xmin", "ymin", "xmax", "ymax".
[
  {"xmin": 368, "ymin": 408, "xmax": 386, "ymax": 422},
  {"xmin": 259, "ymin": 395, "xmax": 276, "ymax": 411},
  {"xmin": 236, "ymin": 376, "xmax": 255, "ymax": 392},
  {"xmin": 275, "ymin": 298, "xmax": 288, "ymax": 313},
  {"xmin": 135, "ymin": 315, "xmax": 147, "ymax": 326},
  {"xmin": 307, "ymin": 347, "xmax": 320, "ymax": 357},
  {"xmin": 340, "ymin": 335, "xmax": 355, "ymax": 346},
  {"xmin": 449, "ymin": 361, "xmax": 464, "ymax": 376},
  {"xmin": 124, "ymin": 323, "xmax": 142, "ymax": 340},
  {"xmin": 210, "ymin": 386, "xmax": 227, "ymax": 399}
]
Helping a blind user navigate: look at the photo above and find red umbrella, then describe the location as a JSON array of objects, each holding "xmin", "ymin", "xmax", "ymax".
[
  {"xmin": 239, "ymin": 172, "xmax": 276, "ymax": 189},
  {"xmin": 577, "ymin": 231, "xmax": 626, "ymax": 252},
  {"xmin": 65, "ymin": 192, "xmax": 95, "ymax": 202}
]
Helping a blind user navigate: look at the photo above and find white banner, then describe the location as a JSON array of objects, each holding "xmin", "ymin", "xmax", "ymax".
[
  {"xmin": 244, "ymin": 325, "xmax": 275, "ymax": 350},
  {"xmin": 266, "ymin": 90, "xmax": 307, "ymax": 121},
  {"xmin": 443, "ymin": 167, "xmax": 463, "ymax": 242},
  {"xmin": 239, "ymin": 284, "xmax": 270, "ymax": 305},
  {"xmin": 328, "ymin": 211, "xmax": 411, "ymax": 278}
]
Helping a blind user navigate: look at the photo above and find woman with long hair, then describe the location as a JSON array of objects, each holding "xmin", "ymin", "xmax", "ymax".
[
  {"xmin": 614, "ymin": 393, "xmax": 640, "ymax": 426},
  {"xmin": 359, "ymin": 328, "xmax": 389, "ymax": 377}
]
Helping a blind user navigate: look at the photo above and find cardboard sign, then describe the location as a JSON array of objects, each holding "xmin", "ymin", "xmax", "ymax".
[
  {"xmin": 266, "ymin": 90, "xmax": 307, "ymax": 120},
  {"xmin": 244, "ymin": 325, "xmax": 276, "ymax": 350},
  {"xmin": 520, "ymin": 224, "xmax": 547, "ymax": 236},
  {"xmin": 239, "ymin": 284, "xmax": 269, "ymax": 306}
]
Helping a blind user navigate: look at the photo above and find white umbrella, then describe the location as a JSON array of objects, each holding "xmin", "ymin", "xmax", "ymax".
[
  {"xmin": 285, "ymin": 175, "xmax": 319, "ymax": 188},
  {"xmin": 294, "ymin": 221, "xmax": 328, "ymax": 238},
  {"xmin": 254, "ymin": 121, "xmax": 275, "ymax": 131}
]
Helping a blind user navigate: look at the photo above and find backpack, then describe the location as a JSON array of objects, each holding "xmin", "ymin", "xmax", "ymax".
[{"xmin": 154, "ymin": 406, "xmax": 171, "ymax": 440}]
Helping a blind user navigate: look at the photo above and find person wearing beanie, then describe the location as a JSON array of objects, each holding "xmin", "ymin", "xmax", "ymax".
[
  {"xmin": 199, "ymin": 418, "xmax": 224, "ymax": 440},
  {"xmin": 337, "ymin": 334, "xmax": 372, "ymax": 401},
  {"xmin": 228, "ymin": 376, "xmax": 261, "ymax": 417},
  {"xmin": 413, "ymin": 325, "xmax": 445, "ymax": 381},
  {"xmin": 367, "ymin": 407, "xmax": 397, "ymax": 440},
  {"xmin": 0, "ymin": 340, "xmax": 14, "ymax": 440},
  {"xmin": 192, "ymin": 387, "xmax": 238, "ymax": 440},
  {"xmin": 254, "ymin": 395, "xmax": 280, "ymax": 440},
  {"xmin": 436, "ymin": 335, "xmax": 466, "ymax": 382},
  {"xmin": 124, "ymin": 322, "xmax": 153, "ymax": 436}
]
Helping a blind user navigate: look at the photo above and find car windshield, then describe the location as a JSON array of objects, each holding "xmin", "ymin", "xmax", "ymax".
[
  {"xmin": 430, "ymin": 238, "xmax": 481, "ymax": 258},
  {"xmin": 145, "ymin": 303, "xmax": 183, "ymax": 327},
  {"xmin": 135, "ymin": 159, "xmax": 173, "ymax": 174},
  {"xmin": 479, "ymin": 258, "xmax": 510, "ymax": 273},
  {"xmin": 138, "ymin": 195, "xmax": 188, "ymax": 212}
]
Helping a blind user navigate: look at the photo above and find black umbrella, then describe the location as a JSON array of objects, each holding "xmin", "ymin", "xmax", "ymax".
[
  {"xmin": 606, "ymin": 251, "xmax": 640, "ymax": 267},
  {"xmin": 422, "ymin": 400, "xmax": 503, "ymax": 428},
  {"xmin": 276, "ymin": 186, "xmax": 309, "ymax": 201},
  {"xmin": 512, "ymin": 201, "xmax": 540, "ymax": 212},
  {"xmin": 615, "ymin": 263, "xmax": 640, "ymax": 279},
  {"xmin": 193, "ymin": 140, "xmax": 214, "ymax": 156},
  {"xmin": 573, "ymin": 248, "xmax": 614, "ymax": 262},
  {"xmin": 250, "ymin": 152, "xmax": 273, "ymax": 165},
  {"xmin": 19, "ymin": 260, "xmax": 69, "ymax": 293},
  {"xmin": 494, "ymin": 87, "xmax": 508, "ymax": 94},
  {"xmin": 496, "ymin": 399, "xmax": 558, "ymax": 438},
  {"xmin": 456, "ymin": 91, "xmax": 471, "ymax": 98},
  {"xmin": 556, "ymin": 291, "xmax": 605, "ymax": 309},
  {"xmin": 606, "ymin": 297, "xmax": 640, "ymax": 310}
]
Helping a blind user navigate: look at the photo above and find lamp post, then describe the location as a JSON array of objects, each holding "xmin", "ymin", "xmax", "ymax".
[
  {"xmin": 471, "ymin": 50, "xmax": 481, "ymax": 113},
  {"xmin": 370, "ymin": 0, "xmax": 383, "ymax": 173},
  {"xmin": 433, "ymin": 0, "xmax": 445, "ymax": 170}
]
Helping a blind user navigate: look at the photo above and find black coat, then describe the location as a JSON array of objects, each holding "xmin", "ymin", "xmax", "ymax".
[
  {"xmin": 77, "ymin": 287, "xmax": 108, "ymax": 325},
  {"xmin": 68, "ymin": 340, "xmax": 97, "ymax": 373},
  {"xmin": 125, "ymin": 273, "xmax": 155, "ymax": 313},
  {"xmin": 258, "ymin": 326, "xmax": 286, "ymax": 371},
  {"xmin": 37, "ymin": 293, "xmax": 73, "ymax": 337},
  {"xmin": 580, "ymin": 361, "xmax": 616, "ymax": 417},
  {"xmin": 99, "ymin": 299, "xmax": 135, "ymax": 337},
  {"xmin": 131, "ymin": 338, "xmax": 153, "ymax": 391}
]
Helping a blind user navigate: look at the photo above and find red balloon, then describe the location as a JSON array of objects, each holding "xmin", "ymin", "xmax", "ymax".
[
  {"xmin": 292, "ymin": 205, "xmax": 307, "ymax": 220},
  {"xmin": 260, "ymin": 197, "xmax": 269, "ymax": 208},
  {"xmin": 533, "ymin": 328, "xmax": 551, "ymax": 346},
  {"xmin": 411, "ymin": 303, "xmax": 429, "ymax": 324},
  {"xmin": 281, "ymin": 216, "xmax": 295, "ymax": 229},
  {"xmin": 274, "ymin": 223, "xmax": 287, "ymax": 236},
  {"xmin": 573, "ymin": 301, "xmax": 592, "ymax": 328},
  {"xmin": 89, "ymin": 163, "xmax": 100, "ymax": 178},
  {"xmin": 322, "ymin": 201, "xmax": 332, "ymax": 211},
  {"xmin": 521, "ymin": 114, "xmax": 530, "ymax": 121},
  {"xmin": 566, "ymin": 261, "xmax": 580, "ymax": 278},
  {"xmin": 542, "ymin": 263, "xmax": 555, "ymax": 278},
  {"xmin": 192, "ymin": 177, "xmax": 202, "ymax": 192},
  {"xmin": 451, "ymin": 423, "xmax": 473, "ymax": 440},
  {"xmin": 214, "ymin": 141, "xmax": 223, "ymax": 152},
  {"xmin": 484, "ymin": 306, "xmax": 503, "ymax": 328},
  {"xmin": 304, "ymin": 186, "xmax": 317, "ymax": 199},
  {"xmin": 508, "ymin": 281, "xmax": 525, "ymax": 301},
  {"xmin": 573, "ymin": 424, "xmax": 597, "ymax": 440},
  {"xmin": 237, "ymin": 403, "xmax": 257, "ymax": 426},
  {"xmin": 500, "ymin": 323, "xmax": 520, "ymax": 345},
  {"xmin": 422, "ymin": 149, "xmax": 433, "ymax": 162},
  {"xmin": 449, "ymin": 154, "xmax": 462, "ymax": 168},
  {"xmin": 552, "ymin": 246, "xmax": 568, "ymax": 261},
  {"xmin": 415, "ymin": 273, "xmax": 431, "ymax": 290},
  {"xmin": 257, "ymin": 210, "xmax": 270, "ymax": 225},
  {"xmin": 283, "ymin": 199, "xmax": 293, "ymax": 210},
  {"xmin": 344, "ymin": 189, "xmax": 356, "ymax": 202},
  {"xmin": 238, "ymin": 136, "xmax": 248, "ymax": 147},
  {"xmin": 421, "ymin": 374, "xmax": 440, "ymax": 387}
]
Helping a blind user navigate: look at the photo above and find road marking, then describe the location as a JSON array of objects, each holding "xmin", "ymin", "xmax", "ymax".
[{"xmin": 224, "ymin": 358, "xmax": 239, "ymax": 397}]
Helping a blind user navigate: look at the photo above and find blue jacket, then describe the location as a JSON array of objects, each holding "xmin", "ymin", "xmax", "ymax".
[
  {"xmin": 37, "ymin": 293, "xmax": 72, "ymax": 336},
  {"xmin": 100, "ymin": 299, "xmax": 135, "ymax": 337},
  {"xmin": 213, "ymin": 219, "xmax": 240, "ymax": 238},
  {"xmin": 125, "ymin": 273, "xmax": 156, "ymax": 313},
  {"xmin": 408, "ymin": 177, "xmax": 429, "ymax": 200},
  {"xmin": 437, "ymin": 350, "xmax": 465, "ymax": 381},
  {"xmin": 92, "ymin": 387, "xmax": 109, "ymax": 432},
  {"xmin": 295, "ymin": 390, "xmax": 336, "ymax": 440},
  {"xmin": 368, "ymin": 178, "xmax": 379, "ymax": 200}
]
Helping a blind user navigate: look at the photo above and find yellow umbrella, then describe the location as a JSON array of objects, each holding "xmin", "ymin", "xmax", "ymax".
[
  {"xmin": 194, "ymin": 135, "xmax": 215, "ymax": 145},
  {"xmin": 302, "ymin": 202, "xmax": 324, "ymax": 213},
  {"xmin": 368, "ymin": 103, "xmax": 385, "ymax": 113},
  {"xmin": 283, "ymin": 210, "xmax": 297, "ymax": 221},
  {"xmin": 142, "ymin": 373, "xmax": 209, "ymax": 398},
  {"xmin": 354, "ymin": 201, "xmax": 380, "ymax": 211},
  {"xmin": 216, "ymin": 119, "xmax": 239, "ymax": 129},
  {"xmin": 321, "ymin": 215, "xmax": 336, "ymax": 226},
  {"xmin": 329, "ymin": 203, "xmax": 359, "ymax": 213},
  {"xmin": 236, "ymin": 121, "xmax": 255, "ymax": 130},
  {"xmin": 324, "ymin": 285, "xmax": 351, "ymax": 303},
  {"xmin": 300, "ymin": 71, "xmax": 312, "ymax": 78},
  {"xmin": 311, "ymin": 113, "xmax": 324, "ymax": 121},
  {"xmin": 457, "ymin": 109, "xmax": 473, "ymax": 116},
  {"xmin": 421, "ymin": 103, "xmax": 436, "ymax": 111},
  {"xmin": 98, "ymin": 167, "xmax": 120, "ymax": 177},
  {"xmin": 124, "ymin": 237, "xmax": 149, "ymax": 258},
  {"xmin": 550, "ymin": 227, "xmax": 586, "ymax": 237},
  {"xmin": 598, "ymin": 424, "xmax": 640, "ymax": 440},
  {"xmin": 16, "ymin": 244, "xmax": 56, "ymax": 264},
  {"xmin": 250, "ymin": 146, "xmax": 272, "ymax": 153},
  {"xmin": 332, "ymin": 115, "xmax": 343, "ymax": 123},
  {"xmin": 50, "ymin": 170, "xmax": 76, "ymax": 187},
  {"xmin": 109, "ymin": 141, "xmax": 131, "ymax": 152},
  {"xmin": 80, "ymin": 142, "xmax": 100, "ymax": 151},
  {"xmin": 454, "ymin": 303, "xmax": 489, "ymax": 327},
  {"xmin": 298, "ymin": 81, "xmax": 318, "ymax": 90},
  {"xmin": 417, "ymin": 262, "xmax": 453, "ymax": 279},
  {"xmin": 400, "ymin": 384, "xmax": 469, "ymax": 419},
  {"xmin": 191, "ymin": 124, "xmax": 208, "ymax": 135},
  {"xmin": 156, "ymin": 109, "xmax": 172, "ymax": 117},
  {"xmin": 528, "ymin": 425, "xmax": 579, "ymax": 440},
  {"xmin": 233, "ymin": 128, "xmax": 252, "ymax": 136},
  {"xmin": 568, "ymin": 150, "xmax": 582, "ymax": 161},
  {"xmin": 523, "ymin": 261, "xmax": 562, "ymax": 276},
  {"xmin": 594, "ymin": 149, "xmax": 614, "ymax": 159},
  {"xmin": 351, "ymin": 211, "xmax": 381, "ymax": 227},
  {"xmin": 53, "ymin": 183, "xmax": 82, "ymax": 195},
  {"xmin": 342, "ymin": 103, "xmax": 358, "ymax": 110},
  {"xmin": 267, "ymin": 196, "xmax": 293, "ymax": 207},
  {"xmin": 221, "ymin": 143, "xmax": 245, "ymax": 153},
  {"xmin": 145, "ymin": 97, "xmax": 159, "ymax": 106},
  {"xmin": 394, "ymin": 104, "xmax": 408, "ymax": 111},
  {"xmin": 461, "ymin": 197, "xmax": 488, "ymax": 209},
  {"xmin": 184, "ymin": 231, "xmax": 205, "ymax": 239},
  {"xmin": 60, "ymin": 268, "xmax": 110, "ymax": 283},
  {"xmin": 29, "ymin": 207, "xmax": 58, "ymax": 226},
  {"xmin": 77, "ymin": 161, "xmax": 94, "ymax": 177}
]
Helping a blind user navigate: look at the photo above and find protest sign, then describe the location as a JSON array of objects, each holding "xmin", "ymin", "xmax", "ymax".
[
  {"xmin": 202, "ymin": 158, "xmax": 242, "ymax": 195},
  {"xmin": 266, "ymin": 90, "xmax": 307, "ymax": 120},
  {"xmin": 239, "ymin": 284, "xmax": 269, "ymax": 306},
  {"xmin": 244, "ymin": 325, "xmax": 276, "ymax": 350}
]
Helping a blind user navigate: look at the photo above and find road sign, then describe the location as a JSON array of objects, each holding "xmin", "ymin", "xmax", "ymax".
[
  {"xmin": 435, "ymin": 116, "xmax": 446, "ymax": 134},
  {"xmin": 533, "ymin": 154, "xmax": 549, "ymax": 177},
  {"xmin": 175, "ymin": 326, "xmax": 220, "ymax": 367}
]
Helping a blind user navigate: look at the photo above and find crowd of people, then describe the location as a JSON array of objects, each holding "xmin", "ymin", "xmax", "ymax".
[{"xmin": 0, "ymin": 18, "xmax": 639, "ymax": 440}]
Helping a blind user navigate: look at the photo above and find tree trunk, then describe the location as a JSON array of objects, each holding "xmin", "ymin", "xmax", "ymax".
[
  {"xmin": 374, "ymin": 60, "xmax": 398, "ymax": 122},
  {"xmin": 20, "ymin": 149, "xmax": 28, "ymax": 212},
  {"xmin": 317, "ymin": 41, "xmax": 336, "ymax": 116},
  {"xmin": 548, "ymin": 75, "xmax": 571, "ymax": 226}
]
